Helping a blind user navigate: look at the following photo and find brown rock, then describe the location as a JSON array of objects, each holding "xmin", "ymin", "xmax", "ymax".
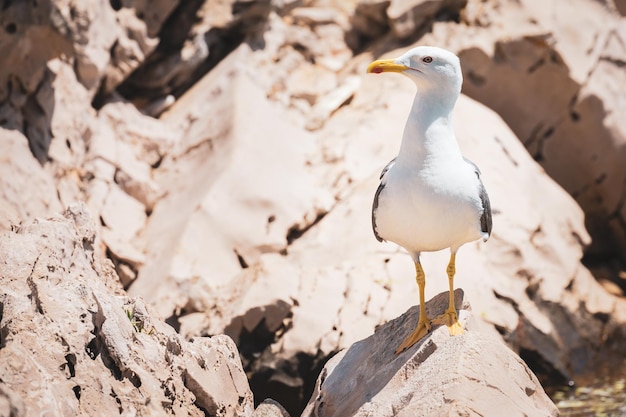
[
  {"xmin": 0, "ymin": 129, "xmax": 63, "ymax": 230},
  {"xmin": 117, "ymin": 0, "xmax": 272, "ymax": 101},
  {"xmin": 253, "ymin": 399, "xmax": 291, "ymax": 417},
  {"xmin": 286, "ymin": 64, "xmax": 338, "ymax": 105},
  {"xmin": 290, "ymin": 7, "xmax": 345, "ymax": 26},
  {"xmin": 0, "ymin": 204, "xmax": 254, "ymax": 416},
  {"xmin": 301, "ymin": 291, "xmax": 559, "ymax": 417},
  {"xmin": 130, "ymin": 44, "xmax": 335, "ymax": 316},
  {"xmin": 350, "ymin": 0, "xmax": 391, "ymax": 42},
  {"xmin": 450, "ymin": 0, "xmax": 626, "ymax": 260},
  {"xmin": 387, "ymin": 0, "xmax": 467, "ymax": 39},
  {"xmin": 0, "ymin": 0, "xmax": 173, "ymax": 99}
]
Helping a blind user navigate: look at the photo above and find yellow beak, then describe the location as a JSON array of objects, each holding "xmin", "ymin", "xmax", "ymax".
[{"xmin": 366, "ymin": 59, "xmax": 408, "ymax": 74}]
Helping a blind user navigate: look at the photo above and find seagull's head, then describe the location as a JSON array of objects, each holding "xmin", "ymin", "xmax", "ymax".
[{"xmin": 367, "ymin": 46, "xmax": 462, "ymax": 95}]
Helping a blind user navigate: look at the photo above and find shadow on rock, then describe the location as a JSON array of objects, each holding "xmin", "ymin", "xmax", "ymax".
[{"xmin": 302, "ymin": 289, "xmax": 559, "ymax": 417}]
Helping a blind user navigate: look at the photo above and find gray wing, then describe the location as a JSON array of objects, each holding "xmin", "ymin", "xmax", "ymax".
[
  {"xmin": 379, "ymin": 158, "xmax": 396, "ymax": 179},
  {"xmin": 372, "ymin": 158, "xmax": 396, "ymax": 242},
  {"xmin": 464, "ymin": 157, "xmax": 492, "ymax": 237}
]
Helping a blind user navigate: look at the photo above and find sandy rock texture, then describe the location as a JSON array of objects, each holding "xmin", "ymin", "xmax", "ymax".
[
  {"xmin": 301, "ymin": 291, "xmax": 559, "ymax": 417},
  {"xmin": 454, "ymin": 0, "xmax": 626, "ymax": 262},
  {"xmin": 1, "ymin": 0, "xmax": 626, "ymax": 415},
  {"xmin": 0, "ymin": 204, "xmax": 253, "ymax": 416}
]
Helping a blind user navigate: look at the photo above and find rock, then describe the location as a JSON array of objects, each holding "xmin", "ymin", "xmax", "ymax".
[
  {"xmin": 387, "ymin": 0, "xmax": 467, "ymax": 39},
  {"xmin": 0, "ymin": 128, "xmax": 63, "ymax": 230},
  {"xmin": 252, "ymin": 399, "xmax": 291, "ymax": 417},
  {"xmin": 350, "ymin": 0, "xmax": 391, "ymax": 43},
  {"xmin": 0, "ymin": 0, "xmax": 174, "ymax": 99},
  {"xmin": 101, "ymin": 184, "xmax": 147, "ymax": 240},
  {"xmin": 290, "ymin": 7, "xmax": 345, "ymax": 26},
  {"xmin": 286, "ymin": 64, "xmax": 338, "ymax": 105},
  {"xmin": 116, "ymin": 0, "xmax": 272, "ymax": 102},
  {"xmin": 306, "ymin": 75, "xmax": 362, "ymax": 130},
  {"xmin": 301, "ymin": 290, "xmax": 559, "ymax": 417},
  {"xmin": 0, "ymin": 204, "xmax": 254, "ymax": 416},
  {"xmin": 446, "ymin": 0, "xmax": 626, "ymax": 261},
  {"xmin": 0, "ymin": 2, "xmax": 72, "ymax": 100},
  {"xmin": 129, "ymin": 44, "xmax": 335, "ymax": 316}
]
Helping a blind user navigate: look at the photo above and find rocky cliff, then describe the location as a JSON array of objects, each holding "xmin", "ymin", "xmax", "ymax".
[{"xmin": 1, "ymin": 0, "xmax": 626, "ymax": 416}]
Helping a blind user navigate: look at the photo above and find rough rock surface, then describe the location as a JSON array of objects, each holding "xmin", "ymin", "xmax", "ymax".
[
  {"xmin": 0, "ymin": 129, "xmax": 63, "ymax": 229},
  {"xmin": 253, "ymin": 399, "xmax": 291, "ymax": 417},
  {"xmin": 301, "ymin": 291, "xmax": 559, "ymax": 417},
  {"xmin": 0, "ymin": 204, "xmax": 253, "ymax": 417},
  {"xmin": 452, "ymin": 0, "xmax": 626, "ymax": 261}
]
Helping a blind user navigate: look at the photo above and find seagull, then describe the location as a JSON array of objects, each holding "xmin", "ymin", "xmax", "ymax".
[{"xmin": 366, "ymin": 46, "xmax": 492, "ymax": 354}]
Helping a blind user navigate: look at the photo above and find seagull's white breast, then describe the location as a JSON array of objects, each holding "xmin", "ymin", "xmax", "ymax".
[{"xmin": 374, "ymin": 157, "xmax": 484, "ymax": 253}]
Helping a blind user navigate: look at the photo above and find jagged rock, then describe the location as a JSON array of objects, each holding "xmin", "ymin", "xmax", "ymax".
[
  {"xmin": 0, "ymin": 128, "xmax": 63, "ymax": 230},
  {"xmin": 290, "ymin": 7, "xmax": 346, "ymax": 26},
  {"xmin": 387, "ymin": 0, "xmax": 467, "ymax": 39},
  {"xmin": 116, "ymin": 0, "xmax": 272, "ymax": 102},
  {"xmin": 0, "ymin": 0, "xmax": 174, "ymax": 99},
  {"xmin": 350, "ymin": 0, "xmax": 391, "ymax": 43},
  {"xmin": 306, "ymin": 75, "xmax": 362, "ymax": 131},
  {"xmin": 286, "ymin": 64, "xmax": 338, "ymax": 105},
  {"xmin": 301, "ymin": 291, "xmax": 559, "ymax": 417},
  {"xmin": 444, "ymin": 0, "xmax": 626, "ymax": 261},
  {"xmin": 129, "ymin": 44, "xmax": 335, "ymax": 316},
  {"xmin": 252, "ymin": 399, "xmax": 291, "ymax": 417},
  {"xmin": 0, "ymin": 204, "xmax": 254, "ymax": 416}
]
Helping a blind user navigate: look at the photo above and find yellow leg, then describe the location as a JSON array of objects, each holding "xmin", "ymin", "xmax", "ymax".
[
  {"xmin": 432, "ymin": 252, "xmax": 464, "ymax": 335},
  {"xmin": 396, "ymin": 261, "xmax": 432, "ymax": 354}
]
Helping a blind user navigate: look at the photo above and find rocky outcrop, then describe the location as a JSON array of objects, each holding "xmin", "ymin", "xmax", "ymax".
[
  {"xmin": 0, "ymin": 204, "xmax": 253, "ymax": 416},
  {"xmin": 253, "ymin": 399, "xmax": 291, "ymax": 417},
  {"xmin": 301, "ymin": 291, "xmax": 559, "ymax": 417},
  {"xmin": 0, "ymin": 129, "xmax": 63, "ymax": 229},
  {"xmin": 454, "ymin": 0, "xmax": 626, "ymax": 262}
]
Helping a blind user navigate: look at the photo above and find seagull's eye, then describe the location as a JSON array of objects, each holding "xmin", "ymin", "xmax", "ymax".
[{"xmin": 422, "ymin": 56, "xmax": 433, "ymax": 63}]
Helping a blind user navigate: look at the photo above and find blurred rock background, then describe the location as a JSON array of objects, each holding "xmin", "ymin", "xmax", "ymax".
[{"xmin": 1, "ymin": 0, "xmax": 625, "ymax": 416}]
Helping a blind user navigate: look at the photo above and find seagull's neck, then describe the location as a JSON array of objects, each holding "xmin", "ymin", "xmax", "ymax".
[{"xmin": 396, "ymin": 90, "xmax": 462, "ymax": 168}]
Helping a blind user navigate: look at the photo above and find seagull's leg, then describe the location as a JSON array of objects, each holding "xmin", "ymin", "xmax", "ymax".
[
  {"xmin": 432, "ymin": 252, "xmax": 464, "ymax": 335},
  {"xmin": 396, "ymin": 260, "xmax": 431, "ymax": 354}
]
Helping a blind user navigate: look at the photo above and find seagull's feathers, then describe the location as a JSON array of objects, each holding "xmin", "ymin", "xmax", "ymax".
[
  {"xmin": 372, "ymin": 158, "xmax": 396, "ymax": 242},
  {"xmin": 463, "ymin": 157, "xmax": 492, "ymax": 238},
  {"xmin": 367, "ymin": 46, "xmax": 491, "ymax": 255}
]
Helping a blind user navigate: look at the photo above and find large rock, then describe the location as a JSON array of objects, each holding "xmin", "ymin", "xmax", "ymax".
[
  {"xmin": 301, "ymin": 291, "xmax": 559, "ymax": 417},
  {"xmin": 129, "ymin": 44, "xmax": 335, "ymax": 316},
  {"xmin": 0, "ymin": 0, "xmax": 173, "ymax": 99},
  {"xmin": 387, "ymin": 0, "xmax": 467, "ymax": 39},
  {"xmin": 442, "ymin": 0, "xmax": 626, "ymax": 261},
  {"xmin": 0, "ymin": 129, "xmax": 63, "ymax": 230},
  {"xmin": 350, "ymin": 0, "xmax": 467, "ymax": 44},
  {"xmin": 116, "ymin": 0, "xmax": 273, "ymax": 102},
  {"xmin": 0, "ymin": 204, "xmax": 254, "ymax": 417}
]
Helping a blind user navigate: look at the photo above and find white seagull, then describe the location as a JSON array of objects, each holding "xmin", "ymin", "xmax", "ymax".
[{"xmin": 367, "ymin": 46, "xmax": 492, "ymax": 354}]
